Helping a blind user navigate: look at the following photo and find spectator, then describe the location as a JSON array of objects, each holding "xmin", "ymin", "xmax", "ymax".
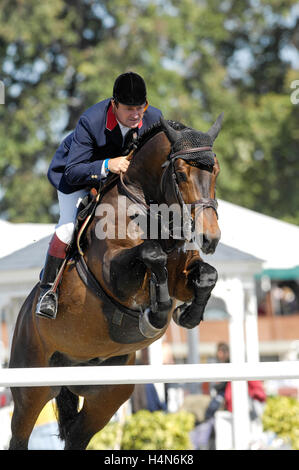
[
  {"xmin": 131, "ymin": 383, "xmax": 167, "ymax": 413},
  {"xmin": 130, "ymin": 348, "xmax": 167, "ymax": 413}
]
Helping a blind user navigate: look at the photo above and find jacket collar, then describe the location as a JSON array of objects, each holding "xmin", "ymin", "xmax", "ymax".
[{"xmin": 106, "ymin": 102, "xmax": 143, "ymax": 131}]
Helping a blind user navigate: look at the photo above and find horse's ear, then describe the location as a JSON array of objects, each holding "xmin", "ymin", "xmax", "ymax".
[
  {"xmin": 207, "ymin": 112, "xmax": 224, "ymax": 141},
  {"xmin": 160, "ymin": 118, "xmax": 180, "ymax": 144}
]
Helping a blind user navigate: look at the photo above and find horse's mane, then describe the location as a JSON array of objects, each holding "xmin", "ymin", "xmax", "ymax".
[
  {"xmin": 135, "ymin": 119, "xmax": 188, "ymax": 152},
  {"xmin": 134, "ymin": 119, "xmax": 215, "ymax": 169}
]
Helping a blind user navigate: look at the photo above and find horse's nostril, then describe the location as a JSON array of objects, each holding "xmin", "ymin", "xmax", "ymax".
[
  {"xmin": 202, "ymin": 234, "xmax": 209, "ymax": 246},
  {"xmin": 198, "ymin": 233, "xmax": 219, "ymax": 254},
  {"xmin": 198, "ymin": 233, "xmax": 209, "ymax": 248}
]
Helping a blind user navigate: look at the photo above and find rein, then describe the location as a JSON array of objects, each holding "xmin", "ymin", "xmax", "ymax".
[{"xmin": 119, "ymin": 172, "xmax": 150, "ymax": 212}]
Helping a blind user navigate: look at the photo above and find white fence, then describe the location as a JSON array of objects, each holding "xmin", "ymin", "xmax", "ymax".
[
  {"xmin": 1, "ymin": 361, "xmax": 299, "ymax": 387},
  {"xmin": 2, "ymin": 361, "xmax": 299, "ymax": 450}
]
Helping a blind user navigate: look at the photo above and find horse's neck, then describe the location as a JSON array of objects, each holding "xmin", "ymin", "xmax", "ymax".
[{"xmin": 126, "ymin": 131, "xmax": 171, "ymax": 203}]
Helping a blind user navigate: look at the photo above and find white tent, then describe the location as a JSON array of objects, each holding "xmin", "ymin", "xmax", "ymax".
[
  {"xmin": 0, "ymin": 220, "xmax": 54, "ymax": 259},
  {"xmin": 1, "ymin": 199, "xmax": 298, "ymax": 269},
  {"xmin": 217, "ymin": 200, "xmax": 299, "ymax": 269}
]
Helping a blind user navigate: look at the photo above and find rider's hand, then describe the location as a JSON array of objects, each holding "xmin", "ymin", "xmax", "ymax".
[{"xmin": 107, "ymin": 156, "xmax": 130, "ymax": 174}]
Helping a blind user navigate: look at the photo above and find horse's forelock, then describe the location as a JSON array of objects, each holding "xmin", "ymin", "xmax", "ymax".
[
  {"xmin": 135, "ymin": 120, "xmax": 185, "ymax": 152},
  {"xmin": 171, "ymin": 128, "xmax": 215, "ymax": 168},
  {"xmin": 135, "ymin": 121, "xmax": 165, "ymax": 151},
  {"xmin": 135, "ymin": 120, "xmax": 215, "ymax": 168}
]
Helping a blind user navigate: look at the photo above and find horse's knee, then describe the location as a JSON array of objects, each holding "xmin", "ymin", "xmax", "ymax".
[
  {"xmin": 188, "ymin": 261, "xmax": 218, "ymax": 293},
  {"xmin": 138, "ymin": 240, "xmax": 167, "ymax": 278}
]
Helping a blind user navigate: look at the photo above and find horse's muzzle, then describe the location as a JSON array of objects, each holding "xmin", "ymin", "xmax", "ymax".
[{"xmin": 197, "ymin": 231, "xmax": 220, "ymax": 254}]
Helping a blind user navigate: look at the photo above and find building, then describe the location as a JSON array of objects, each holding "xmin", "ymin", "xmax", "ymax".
[{"xmin": 0, "ymin": 221, "xmax": 54, "ymax": 361}]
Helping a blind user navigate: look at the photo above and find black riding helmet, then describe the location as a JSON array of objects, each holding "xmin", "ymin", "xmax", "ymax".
[{"xmin": 113, "ymin": 72, "xmax": 147, "ymax": 106}]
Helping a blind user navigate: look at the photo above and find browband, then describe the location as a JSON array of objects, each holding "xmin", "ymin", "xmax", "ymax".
[{"xmin": 170, "ymin": 146, "xmax": 213, "ymax": 160}]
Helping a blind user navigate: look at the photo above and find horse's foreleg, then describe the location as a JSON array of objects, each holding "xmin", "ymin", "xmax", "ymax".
[
  {"xmin": 109, "ymin": 243, "xmax": 147, "ymax": 300},
  {"xmin": 109, "ymin": 240, "xmax": 172, "ymax": 335},
  {"xmin": 137, "ymin": 240, "xmax": 172, "ymax": 330},
  {"xmin": 173, "ymin": 259, "xmax": 218, "ymax": 329}
]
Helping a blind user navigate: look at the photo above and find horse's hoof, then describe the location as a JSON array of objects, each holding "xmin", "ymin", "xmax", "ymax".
[
  {"xmin": 172, "ymin": 302, "xmax": 191, "ymax": 326},
  {"xmin": 173, "ymin": 301, "xmax": 204, "ymax": 329},
  {"xmin": 139, "ymin": 308, "xmax": 164, "ymax": 338}
]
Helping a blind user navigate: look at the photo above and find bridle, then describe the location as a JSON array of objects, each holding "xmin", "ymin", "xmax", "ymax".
[
  {"xmin": 160, "ymin": 146, "xmax": 218, "ymax": 213},
  {"xmin": 159, "ymin": 145, "xmax": 218, "ymax": 241},
  {"xmin": 119, "ymin": 144, "xmax": 218, "ymax": 241}
]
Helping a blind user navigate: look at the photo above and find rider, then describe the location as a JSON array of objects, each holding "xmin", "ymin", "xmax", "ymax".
[{"xmin": 36, "ymin": 72, "xmax": 163, "ymax": 319}]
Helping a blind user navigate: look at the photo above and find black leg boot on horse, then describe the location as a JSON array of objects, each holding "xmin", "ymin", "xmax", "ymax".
[
  {"xmin": 173, "ymin": 260, "xmax": 218, "ymax": 329},
  {"xmin": 108, "ymin": 240, "xmax": 173, "ymax": 339},
  {"xmin": 36, "ymin": 233, "xmax": 69, "ymax": 319},
  {"xmin": 137, "ymin": 240, "xmax": 173, "ymax": 337}
]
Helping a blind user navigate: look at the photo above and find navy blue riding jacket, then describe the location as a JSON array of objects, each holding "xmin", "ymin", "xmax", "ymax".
[{"xmin": 47, "ymin": 98, "xmax": 162, "ymax": 194}]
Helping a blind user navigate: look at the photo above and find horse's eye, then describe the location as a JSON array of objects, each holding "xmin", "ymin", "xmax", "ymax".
[{"xmin": 176, "ymin": 172, "xmax": 187, "ymax": 183}]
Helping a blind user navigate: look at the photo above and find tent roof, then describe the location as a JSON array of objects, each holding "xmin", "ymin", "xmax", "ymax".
[
  {"xmin": 217, "ymin": 200, "xmax": 299, "ymax": 270},
  {"xmin": 0, "ymin": 235, "xmax": 260, "ymax": 272},
  {"xmin": 0, "ymin": 235, "xmax": 49, "ymax": 271},
  {"xmin": 0, "ymin": 198, "xmax": 298, "ymax": 271},
  {"xmin": 0, "ymin": 219, "xmax": 54, "ymax": 259},
  {"xmin": 255, "ymin": 266, "xmax": 299, "ymax": 280}
]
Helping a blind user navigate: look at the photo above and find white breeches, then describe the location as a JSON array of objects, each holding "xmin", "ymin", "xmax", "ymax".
[{"xmin": 55, "ymin": 189, "xmax": 89, "ymax": 244}]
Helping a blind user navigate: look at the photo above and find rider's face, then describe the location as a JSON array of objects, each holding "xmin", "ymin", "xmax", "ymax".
[{"xmin": 111, "ymin": 100, "xmax": 147, "ymax": 128}]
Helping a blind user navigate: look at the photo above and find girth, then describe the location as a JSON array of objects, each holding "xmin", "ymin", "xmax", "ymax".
[
  {"xmin": 75, "ymin": 255, "xmax": 165, "ymax": 344},
  {"xmin": 76, "ymin": 255, "xmax": 140, "ymax": 320}
]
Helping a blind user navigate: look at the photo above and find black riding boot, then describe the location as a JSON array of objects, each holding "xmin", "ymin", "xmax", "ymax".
[{"xmin": 35, "ymin": 254, "xmax": 65, "ymax": 319}]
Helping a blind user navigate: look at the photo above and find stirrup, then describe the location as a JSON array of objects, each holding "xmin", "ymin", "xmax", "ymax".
[{"xmin": 36, "ymin": 289, "xmax": 58, "ymax": 320}]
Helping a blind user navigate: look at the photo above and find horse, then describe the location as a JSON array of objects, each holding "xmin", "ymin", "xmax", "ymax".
[{"xmin": 8, "ymin": 114, "xmax": 223, "ymax": 450}]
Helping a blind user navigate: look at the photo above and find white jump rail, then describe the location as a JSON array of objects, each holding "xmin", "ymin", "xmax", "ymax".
[{"xmin": 1, "ymin": 361, "xmax": 299, "ymax": 388}]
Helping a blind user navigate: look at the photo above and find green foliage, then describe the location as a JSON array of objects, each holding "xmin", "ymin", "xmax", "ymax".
[
  {"xmin": 87, "ymin": 410, "xmax": 195, "ymax": 450},
  {"xmin": 0, "ymin": 0, "xmax": 298, "ymax": 223},
  {"xmin": 262, "ymin": 395, "xmax": 299, "ymax": 449}
]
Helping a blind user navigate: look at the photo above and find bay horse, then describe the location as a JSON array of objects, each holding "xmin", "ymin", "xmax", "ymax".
[{"xmin": 8, "ymin": 115, "xmax": 223, "ymax": 450}]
